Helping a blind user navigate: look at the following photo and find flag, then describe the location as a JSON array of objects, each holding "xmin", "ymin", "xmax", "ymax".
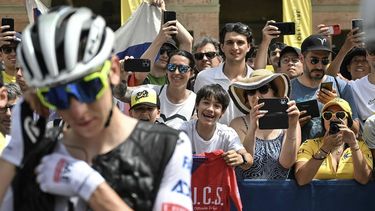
[
  {"xmin": 25, "ymin": 0, "xmax": 48, "ymax": 24},
  {"xmin": 282, "ymin": 0, "xmax": 312, "ymax": 48},
  {"xmin": 115, "ymin": 2, "xmax": 161, "ymax": 59},
  {"xmin": 121, "ymin": 0, "xmax": 143, "ymax": 25}
]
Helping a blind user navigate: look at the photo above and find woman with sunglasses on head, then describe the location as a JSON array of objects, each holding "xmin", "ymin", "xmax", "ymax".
[
  {"xmin": 0, "ymin": 7, "xmax": 193, "ymax": 211},
  {"xmin": 229, "ymin": 69, "xmax": 301, "ymax": 179},
  {"xmin": 295, "ymin": 98, "xmax": 373, "ymax": 185}
]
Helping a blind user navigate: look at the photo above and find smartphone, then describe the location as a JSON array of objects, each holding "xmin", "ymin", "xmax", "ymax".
[
  {"xmin": 258, "ymin": 98, "xmax": 289, "ymax": 129},
  {"xmin": 163, "ymin": 11, "xmax": 176, "ymax": 26},
  {"xmin": 1, "ymin": 17, "xmax": 14, "ymax": 33},
  {"xmin": 123, "ymin": 59, "xmax": 151, "ymax": 72},
  {"xmin": 269, "ymin": 22, "xmax": 295, "ymax": 35},
  {"xmin": 296, "ymin": 99, "xmax": 320, "ymax": 119},
  {"xmin": 352, "ymin": 19, "xmax": 363, "ymax": 35},
  {"xmin": 320, "ymin": 82, "xmax": 333, "ymax": 91},
  {"xmin": 328, "ymin": 24, "xmax": 341, "ymax": 36}
]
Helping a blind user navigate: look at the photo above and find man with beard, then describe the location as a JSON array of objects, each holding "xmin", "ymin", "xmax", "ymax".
[{"xmin": 290, "ymin": 34, "xmax": 359, "ymax": 142}]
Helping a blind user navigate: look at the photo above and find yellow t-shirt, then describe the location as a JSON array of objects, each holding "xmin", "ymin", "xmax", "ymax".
[
  {"xmin": 0, "ymin": 132, "xmax": 6, "ymax": 153},
  {"xmin": 2, "ymin": 71, "xmax": 16, "ymax": 84},
  {"xmin": 297, "ymin": 138, "xmax": 373, "ymax": 180}
]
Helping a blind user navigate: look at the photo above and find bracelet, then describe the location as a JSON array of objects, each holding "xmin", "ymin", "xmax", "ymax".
[
  {"xmin": 312, "ymin": 153, "xmax": 326, "ymax": 160},
  {"xmin": 320, "ymin": 148, "xmax": 330, "ymax": 155},
  {"xmin": 312, "ymin": 152, "xmax": 327, "ymax": 160}
]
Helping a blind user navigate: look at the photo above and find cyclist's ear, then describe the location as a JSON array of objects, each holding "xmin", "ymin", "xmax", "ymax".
[{"xmin": 109, "ymin": 55, "xmax": 121, "ymax": 86}]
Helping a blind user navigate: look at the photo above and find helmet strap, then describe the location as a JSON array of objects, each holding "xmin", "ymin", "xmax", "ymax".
[{"xmin": 104, "ymin": 101, "xmax": 114, "ymax": 128}]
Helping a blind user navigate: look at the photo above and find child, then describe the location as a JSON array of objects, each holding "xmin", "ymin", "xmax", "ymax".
[{"xmin": 178, "ymin": 84, "xmax": 253, "ymax": 169}]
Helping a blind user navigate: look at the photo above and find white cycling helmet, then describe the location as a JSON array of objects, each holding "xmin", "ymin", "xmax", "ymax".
[
  {"xmin": 17, "ymin": 6, "xmax": 115, "ymax": 88},
  {"xmin": 362, "ymin": 0, "xmax": 375, "ymax": 49}
]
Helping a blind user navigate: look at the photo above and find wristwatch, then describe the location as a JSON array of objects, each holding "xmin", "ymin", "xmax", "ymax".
[{"xmin": 241, "ymin": 154, "xmax": 248, "ymax": 165}]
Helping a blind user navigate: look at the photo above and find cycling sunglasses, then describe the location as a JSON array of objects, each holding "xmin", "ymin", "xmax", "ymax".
[
  {"xmin": 245, "ymin": 84, "xmax": 271, "ymax": 96},
  {"xmin": 1, "ymin": 46, "xmax": 17, "ymax": 54},
  {"xmin": 310, "ymin": 57, "xmax": 330, "ymax": 65},
  {"xmin": 167, "ymin": 63, "xmax": 191, "ymax": 74},
  {"xmin": 194, "ymin": 52, "xmax": 217, "ymax": 60},
  {"xmin": 36, "ymin": 60, "xmax": 111, "ymax": 110},
  {"xmin": 322, "ymin": 111, "xmax": 347, "ymax": 121}
]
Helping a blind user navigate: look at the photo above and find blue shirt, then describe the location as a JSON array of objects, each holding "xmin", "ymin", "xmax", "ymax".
[{"xmin": 290, "ymin": 76, "xmax": 358, "ymax": 142}]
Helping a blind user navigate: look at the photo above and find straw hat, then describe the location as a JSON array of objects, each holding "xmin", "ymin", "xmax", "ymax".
[{"xmin": 228, "ymin": 69, "xmax": 290, "ymax": 114}]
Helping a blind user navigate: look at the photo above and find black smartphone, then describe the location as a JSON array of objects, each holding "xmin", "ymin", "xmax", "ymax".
[
  {"xmin": 258, "ymin": 98, "xmax": 289, "ymax": 129},
  {"xmin": 320, "ymin": 82, "xmax": 333, "ymax": 91},
  {"xmin": 1, "ymin": 17, "xmax": 14, "ymax": 33},
  {"xmin": 163, "ymin": 11, "xmax": 176, "ymax": 26},
  {"xmin": 352, "ymin": 19, "xmax": 363, "ymax": 35},
  {"xmin": 123, "ymin": 59, "xmax": 151, "ymax": 72},
  {"xmin": 269, "ymin": 22, "xmax": 295, "ymax": 35},
  {"xmin": 296, "ymin": 99, "xmax": 320, "ymax": 119}
]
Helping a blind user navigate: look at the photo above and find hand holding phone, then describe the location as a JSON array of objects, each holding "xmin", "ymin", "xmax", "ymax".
[
  {"xmin": 1, "ymin": 17, "xmax": 14, "ymax": 33},
  {"xmin": 328, "ymin": 24, "xmax": 341, "ymax": 36},
  {"xmin": 269, "ymin": 22, "xmax": 295, "ymax": 35},
  {"xmin": 296, "ymin": 100, "xmax": 320, "ymax": 119},
  {"xmin": 123, "ymin": 59, "xmax": 151, "ymax": 72},
  {"xmin": 258, "ymin": 98, "xmax": 289, "ymax": 129}
]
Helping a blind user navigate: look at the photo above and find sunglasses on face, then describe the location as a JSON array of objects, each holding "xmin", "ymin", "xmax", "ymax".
[
  {"xmin": 2, "ymin": 47, "xmax": 17, "ymax": 54},
  {"xmin": 245, "ymin": 84, "xmax": 271, "ymax": 96},
  {"xmin": 167, "ymin": 63, "xmax": 191, "ymax": 74},
  {"xmin": 36, "ymin": 60, "xmax": 111, "ymax": 110},
  {"xmin": 0, "ymin": 104, "xmax": 15, "ymax": 114},
  {"xmin": 159, "ymin": 47, "xmax": 174, "ymax": 56},
  {"xmin": 309, "ymin": 57, "xmax": 330, "ymax": 65},
  {"xmin": 322, "ymin": 111, "xmax": 348, "ymax": 121},
  {"xmin": 194, "ymin": 52, "xmax": 217, "ymax": 60},
  {"xmin": 281, "ymin": 57, "xmax": 300, "ymax": 64}
]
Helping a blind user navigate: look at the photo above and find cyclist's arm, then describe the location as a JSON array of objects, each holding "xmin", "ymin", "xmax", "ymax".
[
  {"xmin": 88, "ymin": 182, "xmax": 133, "ymax": 211},
  {"xmin": 152, "ymin": 132, "xmax": 193, "ymax": 211}
]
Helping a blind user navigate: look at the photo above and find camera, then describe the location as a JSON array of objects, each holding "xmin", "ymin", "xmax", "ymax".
[{"xmin": 328, "ymin": 121, "xmax": 340, "ymax": 135}]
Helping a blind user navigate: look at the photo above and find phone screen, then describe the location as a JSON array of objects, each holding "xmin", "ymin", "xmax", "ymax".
[
  {"xmin": 320, "ymin": 82, "xmax": 333, "ymax": 91},
  {"xmin": 1, "ymin": 17, "xmax": 14, "ymax": 33},
  {"xmin": 270, "ymin": 22, "xmax": 295, "ymax": 35},
  {"xmin": 258, "ymin": 98, "xmax": 289, "ymax": 129},
  {"xmin": 163, "ymin": 11, "xmax": 176, "ymax": 25},
  {"xmin": 352, "ymin": 19, "xmax": 363, "ymax": 35},
  {"xmin": 123, "ymin": 59, "xmax": 151, "ymax": 72}
]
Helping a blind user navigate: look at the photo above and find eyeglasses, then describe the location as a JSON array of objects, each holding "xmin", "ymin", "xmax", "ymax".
[
  {"xmin": 194, "ymin": 52, "xmax": 217, "ymax": 60},
  {"xmin": 0, "ymin": 104, "xmax": 15, "ymax": 114},
  {"xmin": 2, "ymin": 47, "xmax": 17, "ymax": 54},
  {"xmin": 36, "ymin": 60, "xmax": 111, "ymax": 110},
  {"xmin": 160, "ymin": 46, "xmax": 175, "ymax": 56},
  {"xmin": 245, "ymin": 84, "xmax": 271, "ymax": 96},
  {"xmin": 322, "ymin": 111, "xmax": 348, "ymax": 121},
  {"xmin": 167, "ymin": 63, "xmax": 191, "ymax": 74},
  {"xmin": 281, "ymin": 57, "xmax": 300, "ymax": 64},
  {"xmin": 309, "ymin": 57, "xmax": 330, "ymax": 65}
]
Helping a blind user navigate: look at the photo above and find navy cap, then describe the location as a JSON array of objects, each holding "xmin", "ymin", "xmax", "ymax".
[{"xmin": 301, "ymin": 35, "xmax": 332, "ymax": 54}]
